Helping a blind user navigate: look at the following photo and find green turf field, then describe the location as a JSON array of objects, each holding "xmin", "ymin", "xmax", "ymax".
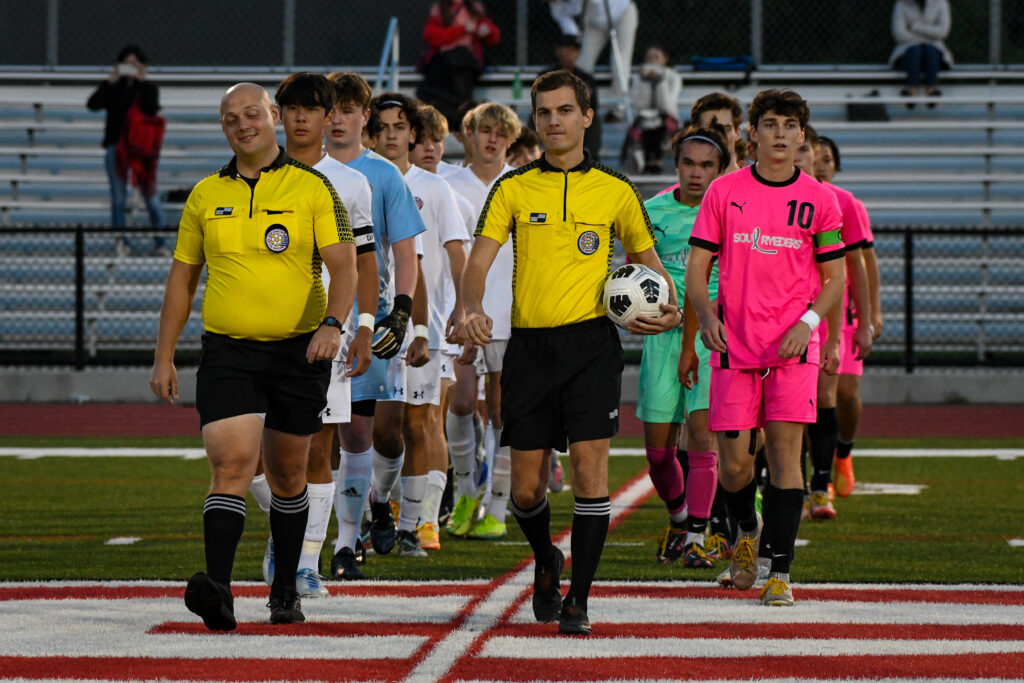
[{"xmin": 1, "ymin": 437, "xmax": 1022, "ymax": 584}]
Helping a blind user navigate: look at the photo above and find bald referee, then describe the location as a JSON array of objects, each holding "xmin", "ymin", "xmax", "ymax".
[
  {"xmin": 150, "ymin": 83, "xmax": 356, "ymax": 629},
  {"xmin": 459, "ymin": 70, "xmax": 680, "ymax": 635}
]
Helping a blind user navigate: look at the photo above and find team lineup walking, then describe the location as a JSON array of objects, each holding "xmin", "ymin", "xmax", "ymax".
[{"xmin": 151, "ymin": 70, "xmax": 879, "ymax": 632}]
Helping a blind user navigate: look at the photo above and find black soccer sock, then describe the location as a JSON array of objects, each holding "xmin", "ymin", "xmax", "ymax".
[
  {"xmin": 203, "ymin": 494, "xmax": 246, "ymax": 586},
  {"xmin": 709, "ymin": 482, "xmax": 734, "ymax": 539},
  {"xmin": 836, "ymin": 439, "xmax": 854, "ymax": 460},
  {"xmin": 565, "ymin": 496, "xmax": 611, "ymax": 612},
  {"xmin": 763, "ymin": 485, "xmax": 804, "ymax": 574},
  {"xmin": 721, "ymin": 477, "xmax": 759, "ymax": 533},
  {"xmin": 511, "ymin": 496, "xmax": 555, "ymax": 569},
  {"xmin": 270, "ymin": 487, "xmax": 309, "ymax": 595},
  {"xmin": 808, "ymin": 408, "xmax": 839, "ymax": 491},
  {"xmin": 758, "ymin": 486, "xmax": 772, "ymax": 560}
]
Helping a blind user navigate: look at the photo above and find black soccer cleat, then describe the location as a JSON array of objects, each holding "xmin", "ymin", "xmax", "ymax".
[
  {"xmin": 531, "ymin": 545, "xmax": 565, "ymax": 623},
  {"xmin": 184, "ymin": 571, "xmax": 236, "ymax": 632},
  {"xmin": 369, "ymin": 499, "xmax": 398, "ymax": 555},
  {"xmin": 558, "ymin": 598, "xmax": 592, "ymax": 636},
  {"xmin": 267, "ymin": 585, "xmax": 305, "ymax": 624},
  {"xmin": 656, "ymin": 521, "xmax": 688, "ymax": 564},
  {"xmin": 330, "ymin": 546, "xmax": 364, "ymax": 580}
]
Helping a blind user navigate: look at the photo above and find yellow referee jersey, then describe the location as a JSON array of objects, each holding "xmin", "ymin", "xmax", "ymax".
[
  {"xmin": 173, "ymin": 148, "xmax": 353, "ymax": 341},
  {"xmin": 476, "ymin": 153, "xmax": 655, "ymax": 329}
]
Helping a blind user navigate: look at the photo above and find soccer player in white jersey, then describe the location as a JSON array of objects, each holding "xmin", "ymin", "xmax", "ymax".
[
  {"xmin": 373, "ymin": 94, "xmax": 470, "ymax": 556},
  {"xmin": 323, "ymin": 72, "xmax": 426, "ymax": 579},
  {"xmin": 245, "ymin": 73, "xmax": 378, "ymax": 597},
  {"xmin": 444, "ymin": 102, "xmax": 521, "ymax": 540}
]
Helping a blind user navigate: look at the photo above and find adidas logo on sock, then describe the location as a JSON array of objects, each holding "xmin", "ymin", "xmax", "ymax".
[{"xmin": 340, "ymin": 487, "xmax": 360, "ymax": 497}]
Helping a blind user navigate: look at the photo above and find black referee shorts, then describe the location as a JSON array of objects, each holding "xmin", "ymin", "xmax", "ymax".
[
  {"xmin": 196, "ymin": 331, "xmax": 331, "ymax": 435},
  {"xmin": 500, "ymin": 317, "xmax": 624, "ymax": 453}
]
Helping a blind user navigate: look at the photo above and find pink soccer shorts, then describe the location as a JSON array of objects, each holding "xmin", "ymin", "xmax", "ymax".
[
  {"xmin": 838, "ymin": 323, "xmax": 864, "ymax": 376},
  {"xmin": 708, "ymin": 362, "xmax": 819, "ymax": 431}
]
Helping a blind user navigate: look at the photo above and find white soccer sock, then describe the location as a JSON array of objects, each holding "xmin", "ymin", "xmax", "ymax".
[
  {"xmin": 487, "ymin": 433, "xmax": 511, "ymax": 523},
  {"xmin": 423, "ymin": 469, "xmax": 448, "ymax": 526},
  {"xmin": 334, "ymin": 447, "xmax": 373, "ymax": 553},
  {"xmin": 684, "ymin": 531, "xmax": 704, "ymax": 548},
  {"xmin": 371, "ymin": 448, "xmax": 404, "ymax": 504},
  {"xmin": 298, "ymin": 481, "xmax": 334, "ymax": 571},
  {"xmin": 446, "ymin": 410, "xmax": 477, "ymax": 499},
  {"xmin": 398, "ymin": 474, "xmax": 428, "ymax": 532},
  {"xmin": 481, "ymin": 423, "xmax": 497, "ymax": 504},
  {"xmin": 249, "ymin": 473, "xmax": 271, "ymax": 514}
]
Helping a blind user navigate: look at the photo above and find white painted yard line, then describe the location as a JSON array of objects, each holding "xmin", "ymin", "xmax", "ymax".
[
  {"xmin": 852, "ymin": 483, "xmax": 927, "ymax": 495},
  {"xmin": 609, "ymin": 447, "xmax": 1024, "ymax": 459},
  {"xmin": 479, "ymin": 636, "xmax": 1024, "ymax": 658},
  {"xmin": 495, "ymin": 541, "xmax": 644, "ymax": 547},
  {"xmin": 457, "ymin": 679, "xmax": 1024, "ymax": 683},
  {"xmin": 401, "ymin": 473, "xmax": 656, "ymax": 683},
  {"xmin": 103, "ymin": 537, "xmax": 141, "ymax": 546},
  {"xmin": 1008, "ymin": 539, "xmax": 1024, "ymax": 547}
]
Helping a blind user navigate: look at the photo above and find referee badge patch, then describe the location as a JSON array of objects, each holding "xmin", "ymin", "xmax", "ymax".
[
  {"xmin": 214, "ymin": 207, "xmax": 233, "ymax": 216},
  {"xmin": 577, "ymin": 230, "xmax": 600, "ymax": 255},
  {"xmin": 264, "ymin": 224, "xmax": 290, "ymax": 253},
  {"xmin": 529, "ymin": 213, "xmax": 547, "ymax": 223}
]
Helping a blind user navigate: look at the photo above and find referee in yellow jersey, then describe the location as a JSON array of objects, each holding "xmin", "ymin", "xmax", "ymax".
[
  {"xmin": 150, "ymin": 83, "xmax": 356, "ymax": 630},
  {"xmin": 459, "ymin": 70, "xmax": 680, "ymax": 635}
]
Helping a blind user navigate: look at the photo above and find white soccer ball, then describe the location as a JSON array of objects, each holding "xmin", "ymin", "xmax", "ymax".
[{"xmin": 603, "ymin": 264, "xmax": 669, "ymax": 329}]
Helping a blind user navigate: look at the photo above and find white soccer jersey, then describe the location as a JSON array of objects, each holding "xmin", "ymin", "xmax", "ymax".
[
  {"xmin": 405, "ymin": 165, "xmax": 470, "ymax": 349},
  {"xmin": 437, "ymin": 160, "xmax": 465, "ymax": 179},
  {"xmin": 446, "ymin": 164, "xmax": 515, "ymax": 340}
]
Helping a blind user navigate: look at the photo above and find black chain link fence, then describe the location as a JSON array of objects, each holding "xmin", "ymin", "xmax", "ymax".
[
  {"xmin": 0, "ymin": 1, "xmax": 1019, "ymax": 69},
  {"xmin": 2, "ymin": 225, "xmax": 1023, "ymax": 370}
]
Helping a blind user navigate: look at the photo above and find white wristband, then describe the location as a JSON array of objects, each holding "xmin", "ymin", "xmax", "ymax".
[
  {"xmin": 414, "ymin": 324, "xmax": 430, "ymax": 340},
  {"xmin": 799, "ymin": 310, "xmax": 821, "ymax": 332},
  {"xmin": 358, "ymin": 313, "xmax": 375, "ymax": 330}
]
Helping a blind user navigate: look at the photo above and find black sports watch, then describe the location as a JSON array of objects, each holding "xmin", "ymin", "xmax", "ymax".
[{"xmin": 320, "ymin": 316, "xmax": 344, "ymax": 333}]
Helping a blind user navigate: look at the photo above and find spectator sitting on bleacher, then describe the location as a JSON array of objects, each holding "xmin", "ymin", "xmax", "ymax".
[
  {"xmin": 889, "ymin": 0, "xmax": 953, "ymax": 106},
  {"xmin": 86, "ymin": 44, "xmax": 165, "ymax": 239},
  {"xmin": 622, "ymin": 45, "xmax": 680, "ymax": 174}
]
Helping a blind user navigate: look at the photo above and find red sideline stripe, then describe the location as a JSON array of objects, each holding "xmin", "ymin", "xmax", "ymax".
[
  {"xmin": 588, "ymin": 584, "xmax": 1024, "ymax": 605},
  {"xmin": 150, "ymin": 621, "xmax": 449, "ymax": 638},
  {"xmin": 0, "ymin": 583, "xmax": 483, "ymax": 602},
  {"xmin": 449, "ymin": 653, "xmax": 1024, "ymax": 681},
  {"xmin": 0, "ymin": 656, "xmax": 410, "ymax": 682},
  {"xmin": 486, "ymin": 622, "xmax": 1024, "ymax": 641}
]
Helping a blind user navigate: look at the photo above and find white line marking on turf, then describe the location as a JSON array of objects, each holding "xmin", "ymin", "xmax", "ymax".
[
  {"xmin": 794, "ymin": 539, "xmax": 809, "ymax": 547},
  {"xmin": 495, "ymin": 541, "xmax": 644, "ymax": 547},
  {"xmin": 1008, "ymin": 539, "xmax": 1024, "ymax": 547},
  {"xmin": 400, "ymin": 473, "xmax": 655, "ymax": 683},
  {"xmin": 608, "ymin": 448, "xmax": 1024, "ymax": 459},
  {"xmin": 103, "ymin": 537, "xmax": 141, "ymax": 546},
  {"xmin": 852, "ymin": 483, "xmax": 927, "ymax": 495},
  {"xmin": 479, "ymin": 636, "xmax": 1024, "ymax": 658}
]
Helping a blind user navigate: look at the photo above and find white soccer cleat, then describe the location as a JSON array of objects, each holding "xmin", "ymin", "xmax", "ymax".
[{"xmin": 295, "ymin": 568, "xmax": 329, "ymax": 599}]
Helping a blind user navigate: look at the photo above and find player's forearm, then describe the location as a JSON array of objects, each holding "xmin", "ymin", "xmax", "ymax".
[
  {"xmin": 154, "ymin": 261, "xmax": 201, "ymax": 364},
  {"xmin": 461, "ymin": 259, "xmax": 487, "ymax": 315},
  {"xmin": 811, "ymin": 261, "xmax": 846, "ymax": 325},
  {"xmin": 684, "ymin": 265, "xmax": 714, "ymax": 325},
  {"xmin": 629, "ymin": 248, "xmax": 677, "ymax": 306},
  {"xmin": 863, "ymin": 248, "xmax": 882, "ymax": 318},
  {"xmin": 412, "ymin": 258, "xmax": 428, "ymax": 326},
  {"xmin": 681, "ymin": 293, "xmax": 699, "ymax": 348},
  {"xmin": 445, "ymin": 241, "xmax": 468, "ymax": 309},
  {"xmin": 324, "ymin": 243, "xmax": 357, "ymax": 322},
  {"xmin": 846, "ymin": 250, "xmax": 872, "ymax": 326},
  {"xmin": 392, "ymin": 237, "xmax": 418, "ymax": 299}
]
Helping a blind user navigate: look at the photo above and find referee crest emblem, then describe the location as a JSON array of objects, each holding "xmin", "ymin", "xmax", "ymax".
[
  {"xmin": 577, "ymin": 230, "xmax": 600, "ymax": 255},
  {"xmin": 264, "ymin": 224, "xmax": 290, "ymax": 253},
  {"xmin": 529, "ymin": 213, "xmax": 547, "ymax": 222}
]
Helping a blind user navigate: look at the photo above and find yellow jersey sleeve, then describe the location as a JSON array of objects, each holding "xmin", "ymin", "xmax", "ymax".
[
  {"xmin": 312, "ymin": 176, "xmax": 354, "ymax": 249},
  {"xmin": 476, "ymin": 181, "xmax": 514, "ymax": 245},
  {"xmin": 616, "ymin": 184, "xmax": 657, "ymax": 254},
  {"xmin": 173, "ymin": 185, "xmax": 206, "ymax": 265}
]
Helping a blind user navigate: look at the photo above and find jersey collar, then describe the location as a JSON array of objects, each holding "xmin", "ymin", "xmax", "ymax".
[
  {"xmin": 536, "ymin": 150, "xmax": 593, "ymax": 174},
  {"xmin": 750, "ymin": 163, "xmax": 800, "ymax": 188},
  {"xmin": 219, "ymin": 146, "xmax": 289, "ymax": 179}
]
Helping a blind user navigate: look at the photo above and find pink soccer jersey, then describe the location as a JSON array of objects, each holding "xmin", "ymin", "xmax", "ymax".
[
  {"xmin": 690, "ymin": 165, "xmax": 844, "ymax": 369},
  {"xmin": 843, "ymin": 196, "xmax": 876, "ymax": 330}
]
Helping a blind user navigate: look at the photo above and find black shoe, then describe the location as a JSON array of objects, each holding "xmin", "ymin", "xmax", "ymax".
[
  {"xmin": 184, "ymin": 571, "xmax": 236, "ymax": 631},
  {"xmin": 330, "ymin": 546, "xmax": 364, "ymax": 580},
  {"xmin": 558, "ymin": 598, "xmax": 592, "ymax": 636},
  {"xmin": 900, "ymin": 87, "xmax": 917, "ymax": 110},
  {"xmin": 531, "ymin": 545, "xmax": 564, "ymax": 623},
  {"xmin": 267, "ymin": 585, "xmax": 305, "ymax": 624},
  {"xmin": 369, "ymin": 499, "xmax": 398, "ymax": 555},
  {"xmin": 656, "ymin": 520, "xmax": 688, "ymax": 563}
]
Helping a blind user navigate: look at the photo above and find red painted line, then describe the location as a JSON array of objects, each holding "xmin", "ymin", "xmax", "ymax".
[
  {"xmin": 588, "ymin": 584, "xmax": 1024, "ymax": 605},
  {"xmin": 449, "ymin": 653, "xmax": 1024, "ymax": 681},
  {"xmin": 0, "ymin": 583, "xmax": 484, "ymax": 602},
  {"xmin": 438, "ymin": 469, "xmax": 659, "ymax": 683},
  {"xmin": 150, "ymin": 621, "xmax": 449, "ymax": 638},
  {"xmin": 485, "ymin": 621, "xmax": 1024, "ymax": 641},
  {"xmin": 0, "ymin": 656, "xmax": 410, "ymax": 682}
]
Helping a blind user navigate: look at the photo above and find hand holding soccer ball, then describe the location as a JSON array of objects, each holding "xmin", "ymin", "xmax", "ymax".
[{"xmin": 603, "ymin": 264, "xmax": 680, "ymax": 334}]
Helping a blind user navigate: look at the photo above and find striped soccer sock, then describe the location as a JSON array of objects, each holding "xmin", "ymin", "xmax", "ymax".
[
  {"xmin": 270, "ymin": 487, "xmax": 309, "ymax": 595},
  {"xmin": 203, "ymin": 493, "xmax": 246, "ymax": 586},
  {"xmin": 565, "ymin": 496, "xmax": 611, "ymax": 612}
]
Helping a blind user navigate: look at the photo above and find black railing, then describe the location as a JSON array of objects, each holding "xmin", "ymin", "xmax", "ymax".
[{"xmin": 1, "ymin": 225, "xmax": 1023, "ymax": 371}]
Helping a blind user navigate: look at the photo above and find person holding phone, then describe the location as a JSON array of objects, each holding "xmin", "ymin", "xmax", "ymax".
[{"xmin": 87, "ymin": 44, "xmax": 165, "ymax": 240}]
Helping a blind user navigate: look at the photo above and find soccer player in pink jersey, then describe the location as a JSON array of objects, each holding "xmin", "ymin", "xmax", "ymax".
[
  {"xmin": 685, "ymin": 89, "xmax": 846, "ymax": 606},
  {"xmin": 815, "ymin": 136, "xmax": 883, "ymax": 498},
  {"xmin": 794, "ymin": 126, "xmax": 873, "ymax": 520}
]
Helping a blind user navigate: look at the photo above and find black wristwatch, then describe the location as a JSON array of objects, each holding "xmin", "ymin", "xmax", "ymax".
[{"xmin": 320, "ymin": 316, "xmax": 344, "ymax": 333}]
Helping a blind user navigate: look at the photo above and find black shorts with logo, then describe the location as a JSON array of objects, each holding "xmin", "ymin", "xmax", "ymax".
[
  {"xmin": 500, "ymin": 317, "xmax": 623, "ymax": 453},
  {"xmin": 196, "ymin": 331, "xmax": 331, "ymax": 435}
]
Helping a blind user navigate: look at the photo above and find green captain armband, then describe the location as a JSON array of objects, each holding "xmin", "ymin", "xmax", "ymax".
[{"xmin": 814, "ymin": 229, "xmax": 843, "ymax": 249}]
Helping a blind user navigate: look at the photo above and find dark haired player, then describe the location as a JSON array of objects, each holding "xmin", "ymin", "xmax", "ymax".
[
  {"xmin": 640, "ymin": 125, "xmax": 730, "ymax": 568},
  {"xmin": 686, "ymin": 89, "xmax": 846, "ymax": 606},
  {"xmin": 459, "ymin": 70, "xmax": 679, "ymax": 634}
]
